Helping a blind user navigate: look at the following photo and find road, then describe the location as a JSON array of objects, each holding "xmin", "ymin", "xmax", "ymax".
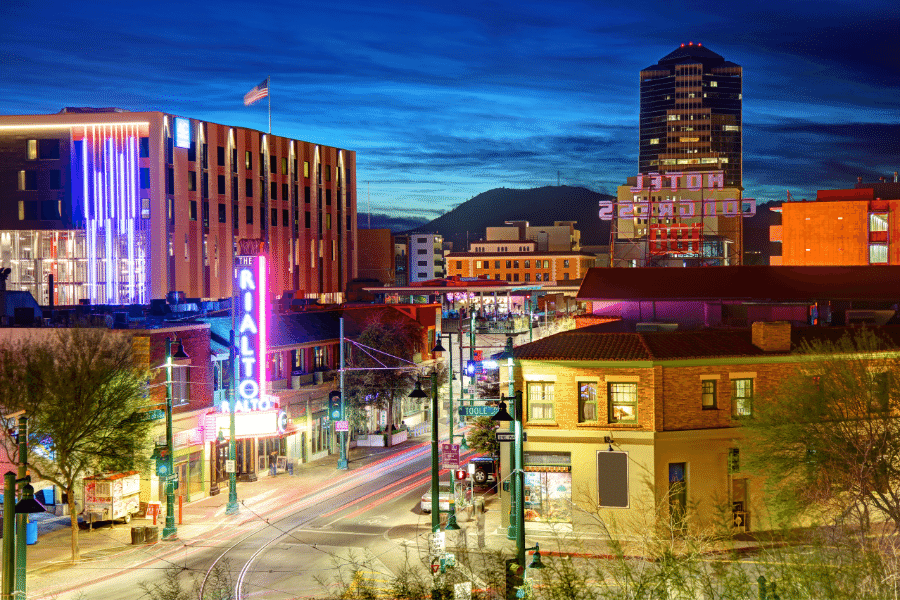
[{"xmin": 33, "ymin": 441, "xmax": 489, "ymax": 600}]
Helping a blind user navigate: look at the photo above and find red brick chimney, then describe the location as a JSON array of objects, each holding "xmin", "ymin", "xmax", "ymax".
[{"xmin": 751, "ymin": 321, "xmax": 792, "ymax": 352}]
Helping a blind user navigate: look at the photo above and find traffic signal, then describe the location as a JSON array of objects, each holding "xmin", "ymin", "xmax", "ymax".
[
  {"xmin": 328, "ymin": 391, "xmax": 342, "ymax": 420},
  {"xmin": 153, "ymin": 445, "xmax": 170, "ymax": 477}
]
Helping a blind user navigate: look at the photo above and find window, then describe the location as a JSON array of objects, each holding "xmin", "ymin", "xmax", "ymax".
[
  {"xmin": 189, "ymin": 200, "xmax": 197, "ymax": 221},
  {"xmin": 650, "ymin": 138, "xmax": 659, "ymax": 144},
  {"xmin": 305, "ymin": 211, "xmax": 311, "ymax": 228},
  {"xmin": 141, "ymin": 198, "xmax": 150, "ymax": 219},
  {"xmin": 18, "ymin": 170, "xmax": 37, "ymax": 191},
  {"xmin": 543, "ymin": 260, "xmax": 550, "ymax": 268},
  {"xmin": 282, "ymin": 182, "xmax": 289, "ymax": 201},
  {"xmin": 701, "ymin": 379, "xmax": 717, "ymax": 409},
  {"xmin": 578, "ymin": 382, "xmax": 598, "ymax": 422},
  {"xmin": 563, "ymin": 259, "xmax": 570, "ymax": 268},
  {"xmin": 304, "ymin": 161, "xmax": 309, "ymax": 178},
  {"xmin": 49, "ymin": 170, "xmax": 61, "ymax": 190},
  {"xmin": 188, "ymin": 171, "xmax": 197, "ymax": 192},
  {"xmin": 281, "ymin": 157, "xmax": 288, "ymax": 175},
  {"xmin": 869, "ymin": 244, "xmax": 888, "ymax": 264},
  {"xmin": 494, "ymin": 260, "xmax": 500, "ymax": 269},
  {"xmin": 39, "ymin": 139, "xmax": 60, "ymax": 159},
  {"xmin": 527, "ymin": 382, "xmax": 555, "ymax": 421},
  {"xmin": 245, "ymin": 151, "xmax": 252, "ymax": 170},
  {"xmin": 456, "ymin": 261, "xmax": 462, "ymax": 269},
  {"xmin": 475, "ymin": 260, "xmax": 483, "ymax": 269},
  {"xmin": 710, "ymin": 80, "xmax": 718, "ymax": 87},
  {"xmin": 524, "ymin": 260, "xmax": 530, "ymax": 268},
  {"xmin": 27, "ymin": 139, "xmax": 37, "ymax": 159},
  {"xmin": 724, "ymin": 125, "xmax": 740, "ymax": 132},
  {"xmin": 271, "ymin": 208, "xmax": 277, "ymax": 227},
  {"xmin": 270, "ymin": 181, "xmax": 277, "ymax": 200},
  {"xmin": 270, "ymin": 155, "xmax": 277, "ymax": 174},
  {"xmin": 325, "ymin": 165, "xmax": 331, "ymax": 181},
  {"xmin": 217, "ymin": 146, "xmax": 225, "ymax": 166},
  {"xmin": 870, "ymin": 213, "xmax": 888, "ymax": 232},
  {"xmin": 728, "ymin": 448, "xmax": 740, "ymax": 473},
  {"xmin": 141, "ymin": 170, "xmax": 151, "ymax": 194},
  {"xmin": 218, "ymin": 203, "xmax": 227, "ymax": 223},
  {"xmin": 525, "ymin": 273, "xmax": 530, "ymax": 282},
  {"xmin": 233, "ymin": 203, "xmax": 238, "ymax": 228},
  {"xmin": 731, "ymin": 379, "xmax": 753, "ymax": 417},
  {"xmin": 418, "ymin": 272, "xmax": 427, "ymax": 278},
  {"xmin": 245, "ymin": 178, "xmax": 253, "ymax": 197},
  {"xmin": 218, "ymin": 174, "xmax": 226, "ymax": 195},
  {"xmin": 608, "ymin": 382, "xmax": 638, "ymax": 423},
  {"xmin": 283, "ymin": 208, "xmax": 289, "ymax": 227},
  {"xmin": 417, "ymin": 248, "xmax": 427, "ymax": 254},
  {"xmin": 202, "ymin": 201, "xmax": 209, "ymax": 226},
  {"xmin": 506, "ymin": 260, "xmax": 511, "ymax": 268},
  {"xmin": 246, "ymin": 206, "xmax": 253, "ymax": 224},
  {"xmin": 326, "ymin": 213, "xmax": 331, "ymax": 229}
]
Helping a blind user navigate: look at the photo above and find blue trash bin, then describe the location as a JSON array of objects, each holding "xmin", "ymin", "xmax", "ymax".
[{"xmin": 26, "ymin": 522, "xmax": 37, "ymax": 545}]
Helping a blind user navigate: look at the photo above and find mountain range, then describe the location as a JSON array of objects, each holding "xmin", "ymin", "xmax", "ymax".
[{"xmin": 405, "ymin": 186, "xmax": 615, "ymax": 250}]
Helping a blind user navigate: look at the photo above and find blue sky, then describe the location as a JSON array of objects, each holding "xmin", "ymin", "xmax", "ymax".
[{"xmin": 1, "ymin": 0, "xmax": 898, "ymax": 224}]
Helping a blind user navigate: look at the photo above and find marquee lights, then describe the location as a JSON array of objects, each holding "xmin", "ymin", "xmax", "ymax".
[
  {"xmin": 229, "ymin": 255, "xmax": 269, "ymax": 413},
  {"xmin": 599, "ymin": 171, "xmax": 756, "ymax": 221}
]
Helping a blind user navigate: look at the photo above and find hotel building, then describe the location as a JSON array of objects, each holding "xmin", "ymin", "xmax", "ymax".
[{"xmin": 0, "ymin": 108, "xmax": 356, "ymax": 305}]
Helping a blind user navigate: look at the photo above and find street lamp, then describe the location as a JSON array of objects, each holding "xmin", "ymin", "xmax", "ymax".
[
  {"xmin": 492, "ymin": 391, "xmax": 526, "ymax": 570},
  {"xmin": 408, "ymin": 376, "xmax": 439, "ymax": 532},
  {"xmin": 495, "ymin": 338, "xmax": 518, "ymax": 542},
  {"xmin": 163, "ymin": 337, "xmax": 189, "ymax": 540}
]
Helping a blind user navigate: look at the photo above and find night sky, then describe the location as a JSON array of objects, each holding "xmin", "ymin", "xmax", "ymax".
[{"xmin": 2, "ymin": 0, "xmax": 898, "ymax": 226}]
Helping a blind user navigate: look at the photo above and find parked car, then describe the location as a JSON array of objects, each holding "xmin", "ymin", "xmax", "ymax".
[
  {"xmin": 421, "ymin": 481, "xmax": 472, "ymax": 514},
  {"xmin": 470, "ymin": 456, "xmax": 500, "ymax": 488}
]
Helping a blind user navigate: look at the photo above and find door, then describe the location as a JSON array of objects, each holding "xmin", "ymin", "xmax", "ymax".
[{"xmin": 668, "ymin": 463, "xmax": 687, "ymax": 529}]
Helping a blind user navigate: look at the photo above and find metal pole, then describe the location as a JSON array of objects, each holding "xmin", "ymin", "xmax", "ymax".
[
  {"xmin": 3, "ymin": 471, "xmax": 15, "ymax": 599},
  {"xmin": 162, "ymin": 339, "xmax": 177, "ymax": 540},
  {"xmin": 447, "ymin": 333, "xmax": 453, "ymax": 446},
  {"xmin": 506, "ymin": 339, "xmax": 517, "ymax": 542},
  {"xmin": 14, "ymin": 416, "xmax": 27, "ymax": 598},
  {"xmin": 430, "ymin": 372, "xmax": 440, "ymax": 532},
  {"xmin": 515, "ymin": 390, "xmax": 525, "ymax": 568},
  {"xmin": 226, "ymin": 330, "xmax": 239, "ymax": 515},
  {"xmin": 338, "ymin": 318, "xmax": 348, "ymax": 469}
]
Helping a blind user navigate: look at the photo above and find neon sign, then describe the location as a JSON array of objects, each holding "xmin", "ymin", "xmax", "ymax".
[
  {"xmin": 600, "ymin": 171, "xmax": 756, "ymax": 221},
  {"xmin": 228, "ymin": 255, "xmax": 270, "ymax": 412}
]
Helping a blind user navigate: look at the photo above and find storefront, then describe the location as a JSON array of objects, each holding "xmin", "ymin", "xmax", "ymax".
[
  {"xmin": 204, "ymin": 409, "xmax": 293, "ymax": 491},
  {"xmin": 523, "ymin": 451, "xmax": 572, "ymax": 523}
]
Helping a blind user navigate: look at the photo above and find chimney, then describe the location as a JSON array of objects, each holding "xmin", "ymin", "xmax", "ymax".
[{"xmin": 752, "ymin": 321, "xmax": 792, "ymax": 352}]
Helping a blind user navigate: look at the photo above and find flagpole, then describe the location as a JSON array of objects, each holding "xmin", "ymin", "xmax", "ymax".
[{"xmin": 267, "ymin": 75, "xmax": 271, "ymax": 134}]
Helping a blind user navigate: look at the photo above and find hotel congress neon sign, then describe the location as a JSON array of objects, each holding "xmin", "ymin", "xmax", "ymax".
[
  {"xmin": 599, "ymin": 171, "xmax": 756, "ymax": 221},
  {"xmin": 228, "ymin": 255, "xmax": 270, "ymax": 413}
]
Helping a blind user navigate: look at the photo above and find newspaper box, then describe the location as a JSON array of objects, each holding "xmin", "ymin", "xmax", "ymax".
[{"xmin": 83, "ymin": 471, "xmax": 141, "ymax": 525}]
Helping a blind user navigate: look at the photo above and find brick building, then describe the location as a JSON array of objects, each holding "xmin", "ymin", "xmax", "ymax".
[{"xmin": 501, "ymin": 322, "xmax": 900, "ymax": 535}]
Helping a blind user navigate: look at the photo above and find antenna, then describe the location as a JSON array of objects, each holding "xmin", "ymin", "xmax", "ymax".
[{"xmin": 367, "ymin": 182, "xmax": 371, "ymax": 229}]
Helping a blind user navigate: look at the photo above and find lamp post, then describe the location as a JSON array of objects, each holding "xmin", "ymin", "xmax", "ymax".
[
  {"xmin": 163, "ymin": 337, "xmax": 189, "ymax": 540},
  {"xmin": 496, "ymin": 338, "xmax": 518, "ymax": 542},
  {"xmin": 226, "ymin": 330, "xmax": 239, "ymax": 515},
  {"xmin": 491, "ymin": 390, "xmax": 526, "ymax": 571}
]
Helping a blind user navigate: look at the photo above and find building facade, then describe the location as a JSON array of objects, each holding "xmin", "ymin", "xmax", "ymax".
[
  {"xmin": 446, "ymin": 250, "xmax": 595, "ymax": 284},
  {"xmin": 485, "ymin": 220, "xmax": 580, "ymax": 252},
  {"xmin": 770, "ymin": 179, "xmax": 900, "ymax": 266},
  {"xmin": 0, "ymin": 108, "xmax": 357, "ymax": 305},
  {"xmin": 640, "ymin": 43, "xmax": 742, "ymax": 188},
  {"xmin": 408, "ymin": 233, "xmax": 444, "ymax": 283}
]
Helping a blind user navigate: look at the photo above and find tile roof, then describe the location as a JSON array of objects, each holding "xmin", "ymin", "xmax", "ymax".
[{"xmin": 512, "ymin": 325, "xmax": 900, "ymax": 362}]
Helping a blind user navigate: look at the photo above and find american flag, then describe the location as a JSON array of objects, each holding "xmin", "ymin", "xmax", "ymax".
[{"xmin": 243, "ymin": 78, "xmax": 269, "ymax": 106}]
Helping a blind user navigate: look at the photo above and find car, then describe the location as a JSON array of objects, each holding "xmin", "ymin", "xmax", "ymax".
[
  {"xmin": 421, "ymin": 481, "xmax": 472, "ymax": 514},
  {"xmin": 470, "ymin": 456, "xmax": 500, "ymax": 488}
]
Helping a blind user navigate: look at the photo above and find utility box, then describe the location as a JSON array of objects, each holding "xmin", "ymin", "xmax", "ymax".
[{"xmin": 83, "ymin": 471, "xmax": 141, "ymax": 524}]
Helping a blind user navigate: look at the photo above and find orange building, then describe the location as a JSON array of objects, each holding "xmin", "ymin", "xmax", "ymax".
[
  {"xmin": 446, "ymin": 245, "xmax": 595, "ymax": 284},
  {"xmin": 771, "ymin": 183, "xmax": 900, "ymax": 266}
]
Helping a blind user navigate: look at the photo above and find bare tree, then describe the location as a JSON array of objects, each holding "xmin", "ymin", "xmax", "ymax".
[{"xmin": 0, "ymin": 326, "xmax": 153, "ymax": 562}]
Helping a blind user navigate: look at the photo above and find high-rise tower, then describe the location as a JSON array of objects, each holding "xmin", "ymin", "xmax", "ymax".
[{"xmin": 639, "ymin": 43, "xmax": 742, "ymax": 188}]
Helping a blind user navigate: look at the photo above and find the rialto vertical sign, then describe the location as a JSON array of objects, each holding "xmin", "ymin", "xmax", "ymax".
[{"xmin": 229, "ymin": 254, "xmax": 270, "ymax": 412}]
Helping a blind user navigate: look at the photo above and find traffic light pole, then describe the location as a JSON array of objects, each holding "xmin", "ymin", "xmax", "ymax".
[
  {"xmin": 338, "ymin": 318, "xmax": 348, "ymax": 470},
  {"xmin": 226, "ymin": 331, "xmax": 239, "ymax": 515},
  {"xmin": 163, "ymin": 338, "xmax": 177, "ymax": 540}
]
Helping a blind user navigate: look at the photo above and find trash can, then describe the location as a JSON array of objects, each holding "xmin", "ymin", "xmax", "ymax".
[
  {"xmin": 145, "ymin": 526, "xmax": 158, "ymax": 543},
  {"xmin": 26, "ymin": 522, "xmax": 37, "ymax": 545},
  {"xmin": 130, "ymin": 526, "xmax": 146, "ymax": 545},
  {"xmin": 287, "ymin": 461, "xmax": 294, "ymax": 476}
]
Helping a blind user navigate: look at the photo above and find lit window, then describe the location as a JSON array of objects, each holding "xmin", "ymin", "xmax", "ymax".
[
  {"xmin": 724, "ymin": 125, "xmax": 740, "ymax": 132},
  {"xmin": 869, "ymin": 244, "xmax": 888, "ymax": 264},
  {"xmin": 701, "ymin": 380, "xmax": 717, "ymax": 409},
  {"xmin": 578, "ymin": 382, "xmax": 598, "ymax": 422},
  {"xmin": 650, "ymin": 138, "xmax": 659, "ymax": 145},
  {"xmin": 710, "ymin": 81, "xmax": 717, "ymax": 87},
  {"xmin": 870, "ymin": 213, "xmax": 888, "ymax": 232},
  {"xmin": 608, "ymin": 382, "xmax": 638, "ymax": 423},
  {"xmin": 27, "ymin": 140, "xmax": 37, "ymax": 160},
  {"xmin": 527, "ymin": 382, "xmax": 555, "ymax": 421},
  {"xmin": 732, "ymin": 379, "xmax": 753, "ymax": 417}
]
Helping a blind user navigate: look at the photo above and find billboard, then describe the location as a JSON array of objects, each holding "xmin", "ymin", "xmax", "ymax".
[{"xmin": 231, "ymin": 254, "xmax": 270, "ymax": 412}]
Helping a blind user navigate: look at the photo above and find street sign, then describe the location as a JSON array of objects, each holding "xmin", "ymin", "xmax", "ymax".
[
  {"xmin": 225, "ymin": 459, "xmax": 235, "ymax": 473},
  {"xmin": 467, "ymin": 386, "xmax": 477, "ymax": 396},
  {"xmin": 441, "ymin": 443, "xmax": 460, "ymax": 468},
  {"xmin": 496, "ymin": 432, "xmax": 527, "ymax": 442},
  {"xmin": 458, "ymin": 406, "xmax": 498, "ymax": 417},
  {"xmin": 430, "ymin": 531, "xmax": 445, "ymax": 555},
  {"xmin": 335, "ymin": 420, "xmax": 349, "ymax": 432},
  {"xmin": 136, "ymin": 409, "xmax": 165, "ymax": 422},
  {"xmin": 167, "ymin": 474, "xmax": 179, "ymax": 482}
]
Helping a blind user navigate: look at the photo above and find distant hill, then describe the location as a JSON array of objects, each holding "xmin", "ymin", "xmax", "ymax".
[{"xmin": 406, "ymin": 186, "xmax": 614, "ymax": 250}]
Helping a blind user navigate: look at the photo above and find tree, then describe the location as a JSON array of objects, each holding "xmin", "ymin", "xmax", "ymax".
[
  {"xmin": 0, "ymin": 326, "xmax": 154, "ymax": 562},
  {"xmin": 466, "ymin": 417, "xmax": 500, "ymax": 456},
  {"xmin": 744, "ymin": 328, "xmax": 900, "ymax": 537},
  {"xmin": 345, "ymin": 317, "xmax": 422, "ymax": 446}
]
